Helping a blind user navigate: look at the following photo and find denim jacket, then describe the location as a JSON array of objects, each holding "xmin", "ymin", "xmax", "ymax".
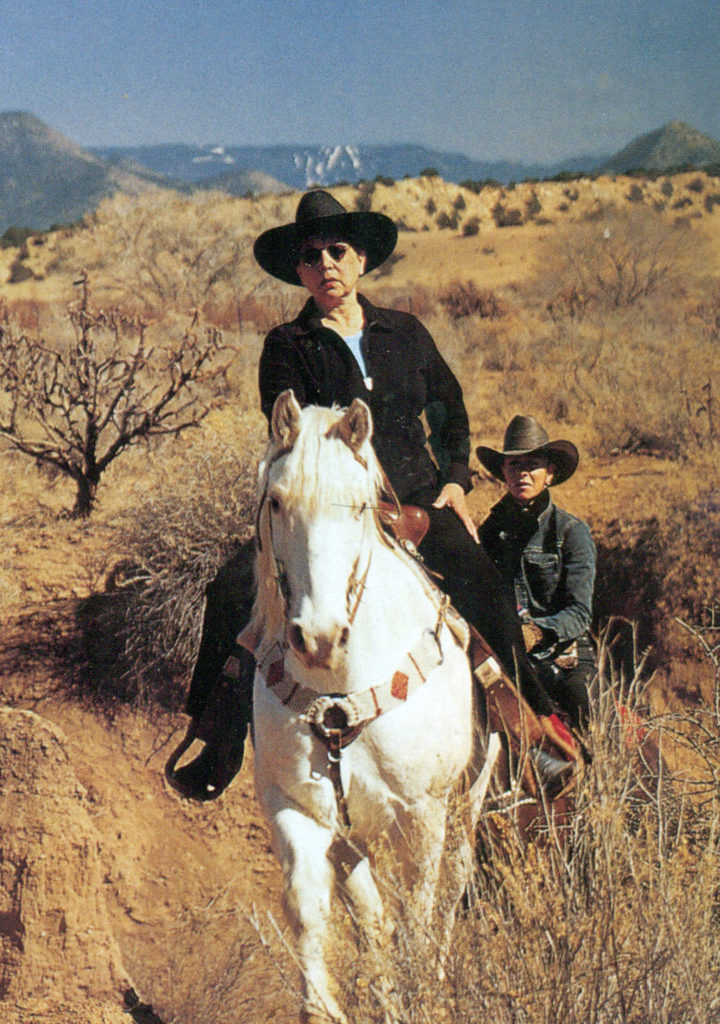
[{"xmin": 480, "ymin": 490, "xmax": 596, "ymax": 651}]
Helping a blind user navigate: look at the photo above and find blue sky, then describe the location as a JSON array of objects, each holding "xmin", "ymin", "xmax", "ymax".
[{"xmin": 1, "ymin": 0, "xmax": 718, "ymax": 162}]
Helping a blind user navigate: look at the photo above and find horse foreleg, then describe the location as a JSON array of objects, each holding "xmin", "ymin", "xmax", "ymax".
[
  {"xmin": 337, "ymin": 848, "xmax": 402, "ymax": 1024},
  {"xmin": 392, "ymin": 798, "xmax": 448, "ymax": 934},
  {"xmin": 270, "ymin": 804, "xmax": 348, "ymax": 1024}
]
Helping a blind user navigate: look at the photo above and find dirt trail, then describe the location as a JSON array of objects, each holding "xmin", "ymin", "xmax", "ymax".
[{"xmin": 0, "ymin": 624, "xmax": 296, "ymax": 1023}]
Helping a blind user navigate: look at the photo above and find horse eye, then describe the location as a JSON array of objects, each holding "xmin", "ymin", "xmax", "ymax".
[{"xmin": 269, "ymin": 495, "xmax": 282, "ymax": 513}]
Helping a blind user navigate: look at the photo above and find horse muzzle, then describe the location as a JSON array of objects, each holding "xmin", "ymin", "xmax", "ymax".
[{"xmin": 287, "ymin": 618, "xmax": 350, "ymax": 670}]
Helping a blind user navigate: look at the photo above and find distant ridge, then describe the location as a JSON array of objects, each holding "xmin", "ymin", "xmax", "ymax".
[
  {"xmin": 599, "ymin": 120, "xmax": 720, "ymax": 174},
  {"xmin": 91, "ymin": 141, "xmax": 586, "ymax": 191},
  {"xmin": 1, "ymin": 111, "xmax": 719, "ymax": 233},
  {"xmin": 0, "ymin": 111, "xmax": 159, "ymax": 233}
]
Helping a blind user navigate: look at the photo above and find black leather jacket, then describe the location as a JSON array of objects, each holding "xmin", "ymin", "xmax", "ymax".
[{"xmin": 258, "ymin": 294, "xmax": 472, "ymax": 504}]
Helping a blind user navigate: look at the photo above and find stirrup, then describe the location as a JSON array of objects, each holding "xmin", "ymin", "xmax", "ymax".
[
  {"xmin": 165, "ymin": 719, "xmax": 246, "ymax": 802},
  {"xmin": 528, "ymin": 747, "xmax": 575, "ymax": 794}
]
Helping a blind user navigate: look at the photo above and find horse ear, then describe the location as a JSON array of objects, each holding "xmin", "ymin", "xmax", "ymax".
[
  {"xmin": 327, "ymin": 398, "xmax": 372, "ymax": 453},
  {"xmin": 271, "ymin": 389, "xmax": 302, "ymax": 449}
]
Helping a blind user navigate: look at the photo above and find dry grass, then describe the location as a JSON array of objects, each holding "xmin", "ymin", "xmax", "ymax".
[
  {"xmin": 1, "ymin": 174, "xmax": 720, "ymax": 1022},
  {"xmin": 214, "ymin": 634, "xmax": 719, "ymax": 1024}
]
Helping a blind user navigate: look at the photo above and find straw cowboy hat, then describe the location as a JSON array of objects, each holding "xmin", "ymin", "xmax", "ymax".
[
  {"xmin": 476, "ymin": 415, "xmax": 579, "ymax": 486},
  {"xmin": 253, "ymin": 189, "xmax": 398, "ymax": 286}
]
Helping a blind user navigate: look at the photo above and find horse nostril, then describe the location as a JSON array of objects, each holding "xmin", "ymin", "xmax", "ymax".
[
  {"xmin": 289, "ymin": 622, "xmax": 306, "ymax": 652},
  {"xmin": 338, "ymin": 626, "xmax": 350, "ymax": 649}
]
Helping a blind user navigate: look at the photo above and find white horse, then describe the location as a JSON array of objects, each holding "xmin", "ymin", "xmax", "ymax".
[{"xmin": 240, "ymin": 390, "xmax": 499, "ymax": 1024}]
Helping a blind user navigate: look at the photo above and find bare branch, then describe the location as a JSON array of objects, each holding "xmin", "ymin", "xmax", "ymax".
[{"xmin": 0, "ymin": 277, "xmax": 231, "ymax": 516}]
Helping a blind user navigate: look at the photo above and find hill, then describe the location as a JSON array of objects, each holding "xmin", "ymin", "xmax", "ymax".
[
  {"xmin": 600, "ymin": 120, "xmax": 720, "ymax": 174},
  {"xmin": 0, "ymin": 112, "xmax": 164, "ymax": 233}
]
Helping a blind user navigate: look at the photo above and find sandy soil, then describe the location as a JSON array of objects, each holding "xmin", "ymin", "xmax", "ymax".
[
  {"xmin": 0, "ymin": 449, "xmax": 679, "ymax": 1024},
  {"xmin": 1, "ymin": 173, "xmax": 713, "ymax": 1021},
  {"xmin": 0, "ymin": 506, "xmax": 297, "ymax": 1024}
]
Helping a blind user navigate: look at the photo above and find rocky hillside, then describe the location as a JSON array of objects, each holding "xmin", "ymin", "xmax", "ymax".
[
  {"xmin": 0, "ymin": 112, "xmax": 163, "ymax": 234},
  {"xmin": 600, "ymin": 120, "xmax": 720, "ymax": 174}
]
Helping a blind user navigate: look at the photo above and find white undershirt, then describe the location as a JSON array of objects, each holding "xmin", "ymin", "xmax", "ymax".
[{"xmin": 343, "ymin": 329, "xmax": 373, "ymax": 389}]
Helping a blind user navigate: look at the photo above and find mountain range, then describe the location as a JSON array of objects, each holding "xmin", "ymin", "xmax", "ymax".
[
  {"xmin": 91, "ymin": 140, "xmax": 597, "ymax": 194},
  {"xmin": 1, "ymin": 112, "xmax": 719, "ymax": 234}
]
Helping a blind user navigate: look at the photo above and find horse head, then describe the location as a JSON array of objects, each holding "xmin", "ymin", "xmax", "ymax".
[{"xmin": 253, "ymin": 390, "xmax": 381, "ymax": 675}]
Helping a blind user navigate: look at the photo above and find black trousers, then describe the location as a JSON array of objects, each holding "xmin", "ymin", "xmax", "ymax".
[
  {"xmin": 533, "ymin": 635, "xmax": 596, "ymax": 731},
  {"xmin": 186, "ymin": 510, "xmax": 557, "ymax": 720}
]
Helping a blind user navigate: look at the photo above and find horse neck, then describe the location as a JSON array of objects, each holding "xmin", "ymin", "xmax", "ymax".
[{"xmin": 341, "ymin": 528, "xmax": 444, "ymax": 681}]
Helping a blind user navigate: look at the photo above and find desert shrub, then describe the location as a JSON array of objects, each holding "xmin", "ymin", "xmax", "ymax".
[
  {"xmin": 627, "ymin": 182, "xmax": 644, "ymax": 202},
  {"xmin": 462, "ymin": 215, "xmax": 480, "ymax": 237},
  {"xmin": 492, "ymin": 202, "xmax": 523, "ymax": 227},
  {"xmin": 453, "ymin": 193, "xmax": 466, "ymax": 211},
  {"xmin": 656, "ymin": 467, "xmax": 720, "ymax": 632},
  {"xmin": 7, "ymin": 258, "xmax": 35, "ymax": 284},
  {"xmin": 545, "ymin": 170, "xmax": 584, "ymax": 183},
  {"xmin": 661, "ymin": 178, "xmax": 674, "ymax": 197},
  {"xmin": 88, "ymin": 427, "xmax": 263, "ymax": 708},
  {"xmin": 460, "ymin": 178, "xmax": 501, "ymax": 193},
  {"xmin": 462, "ymin": 316, "xmax": 531, "ymax": 376},
  {"xmin": 435, "ymin": 210, "xmax": 458, "ymax": 230},
  {"xmin": 440, "ymin": 281, "xmax": 505, "ymax": 321},
  {"xmin": 355, "ymin": 181, "xmax": 376, "ymax": 212},
  {"xmin": 1, "ymin": 226, "xmax": 35, "ymax": 249},
  {"xmin": 373, "ymin": 250, "xmax": 405, "ymax": 277},
  {"xmin": 687, "ymin": 176, "xmax": 705, "ymax": 193},
  {"xmin": 538, "ymin": 207, "xmax": 697, "ymax": 313},
  {"xmin": 420, "ymin": 167, "xmax": 440, "ymax": 177},
  {"xmin": 425, "ymin": 197, "xmax": 437, "ymax": 216},
  {"xmin": 67, "ymin": 190, "xmax": 260, "ymax": 316},
  {"xmin": 673, "ymin": 196, "xmax": 692, "ymax": 209},
  {"xmin": 0, "ymin": 280, "xmax": 232, "ymax": 516},
  {"xmin": 525, "ymin": 191, "xmax": 542, "ymax": 218},
  {"xmin": 705, "ymin": 192, "xmax": 720, "ymax": 213}
]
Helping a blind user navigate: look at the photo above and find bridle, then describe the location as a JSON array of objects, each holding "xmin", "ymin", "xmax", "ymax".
[
  {"xmin": 253, "ymin": 433, "xmax": 462, "ymax": 832},
  {"xmin": 256, "ymin": 448, "xmax": 374, "ymax": 622}
]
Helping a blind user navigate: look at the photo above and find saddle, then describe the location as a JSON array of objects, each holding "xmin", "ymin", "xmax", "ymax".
[
  {"xmin": 470, "ymin": 627, "xmax": 580, "ymax": 798},
  {"xmin": 377, "ymin": 501, "xmax": 430, "ymax": 548}
]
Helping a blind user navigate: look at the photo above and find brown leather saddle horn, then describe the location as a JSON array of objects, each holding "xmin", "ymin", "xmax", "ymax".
[{"xmin": 377, "ymin": 501, "xmax": 430, "ymax": 548}]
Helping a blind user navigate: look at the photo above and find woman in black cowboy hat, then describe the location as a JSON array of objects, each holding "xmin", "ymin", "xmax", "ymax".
[
  {"xmin": 169, "ymin": 192, "xmax": 564, "ymax": 801},
  {"xmin": 478, "ymin": 415, "xmax": 597, "ymax": 729}
]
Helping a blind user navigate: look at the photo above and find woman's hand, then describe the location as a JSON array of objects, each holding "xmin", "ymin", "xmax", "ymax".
[{"xmin": 433, "ymin": 482, "xmax": 479, "ymax": 543}]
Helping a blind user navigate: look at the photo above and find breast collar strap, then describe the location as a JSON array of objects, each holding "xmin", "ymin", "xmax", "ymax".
[{"xmin": 260, "ymin": 622, "xmax": 446, "ymax": 744}]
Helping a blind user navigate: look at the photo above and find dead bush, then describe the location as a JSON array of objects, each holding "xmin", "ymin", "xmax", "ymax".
[
  {"xmin": 440, "ymin": 281, "xmax": 506, "ymax": 321},
  {"xmin": 81, "ymin": 430, "xmax": 263, "ymax": 709},
  {"xmin": 539, "ymin": 206, "xmax": 698, "ymax": 316}
]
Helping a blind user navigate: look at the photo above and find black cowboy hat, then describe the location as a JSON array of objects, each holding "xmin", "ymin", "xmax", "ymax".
[
  {"xmin": 253, "ymin": 189, "xmax": 398, "ymax": 286},
  {"xmin": 476, "ymin": 414, "xmax": 579, "ymax": 486}
]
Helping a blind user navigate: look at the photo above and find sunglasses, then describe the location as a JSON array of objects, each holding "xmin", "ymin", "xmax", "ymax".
[{"xmin": 299, "ymin": 242, "xmax": 351, "ymax": 267}]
